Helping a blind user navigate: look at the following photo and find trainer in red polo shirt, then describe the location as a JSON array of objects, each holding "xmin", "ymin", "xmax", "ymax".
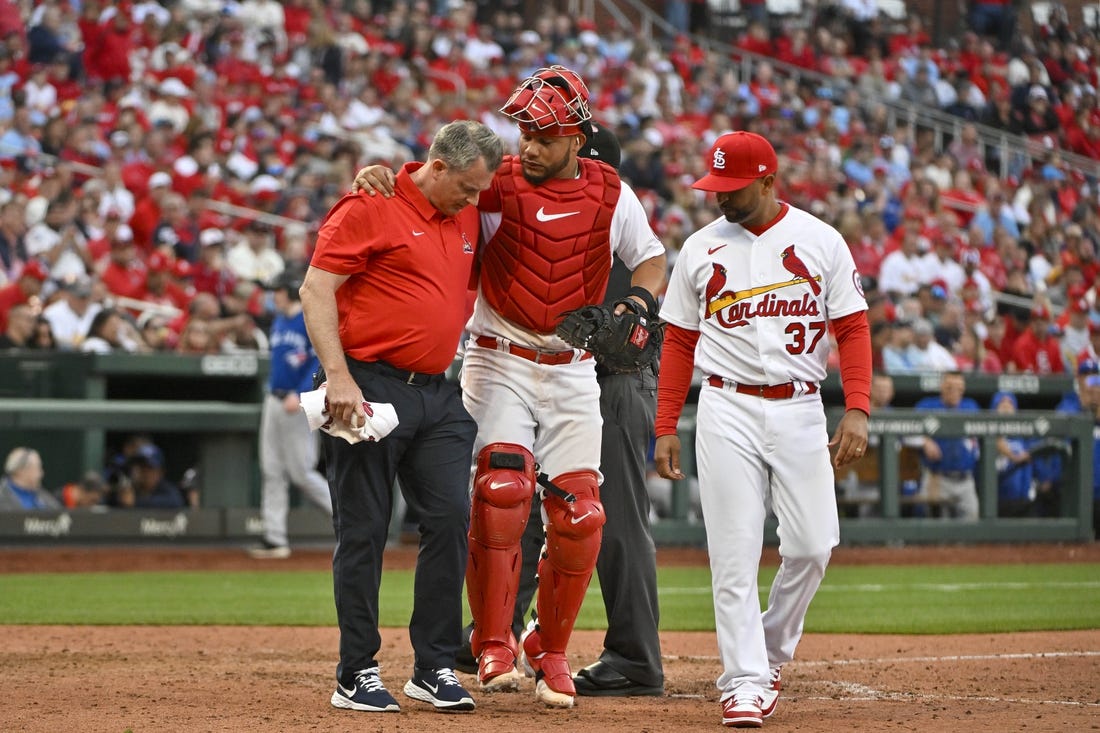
[
  {"xmin": 298, "ymin": 121, "xmax": 502, "ymax": 713},
  {"xmin": 309, "ymin": 162, "xmax": 484, "ymax": 375}
]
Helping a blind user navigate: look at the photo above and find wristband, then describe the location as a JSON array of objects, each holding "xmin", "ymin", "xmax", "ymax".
[{"xmin": 617, "ymin": 286, "xmax": 658, "ymax": 318}]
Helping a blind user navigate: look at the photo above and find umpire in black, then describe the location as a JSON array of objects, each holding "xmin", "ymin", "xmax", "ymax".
[
  {"xmin": 457, "ymin": 122, "xmax": 665, "ymax": 696},
  {"xmin": 572, "ymin": 121, "xmax": 664, "ymax": 696}
]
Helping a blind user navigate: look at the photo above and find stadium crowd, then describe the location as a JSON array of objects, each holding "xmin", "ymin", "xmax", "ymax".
[{"xmin": 0, "ymin": 0, "xmax": 1098, "ymax": 381}]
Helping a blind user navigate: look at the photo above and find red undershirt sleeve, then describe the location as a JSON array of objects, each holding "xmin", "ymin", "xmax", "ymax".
[
  {"xmin": 655, "ymin": 324, "xmax": 701, "ymax": 437},
  {"xmin": 831, "ymin": 310, "xmax": 872, "ymax": 416}
]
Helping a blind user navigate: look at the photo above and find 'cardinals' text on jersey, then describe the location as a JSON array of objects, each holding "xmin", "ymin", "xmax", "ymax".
[{"xmin": 661, "ymin": 204, "xmax": 867, "ymax": 385}]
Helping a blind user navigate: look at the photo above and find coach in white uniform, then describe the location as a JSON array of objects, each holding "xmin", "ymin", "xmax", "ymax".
[{"xmin": 654, "ymin": 131, "xmax": 871, "ymax": 729}]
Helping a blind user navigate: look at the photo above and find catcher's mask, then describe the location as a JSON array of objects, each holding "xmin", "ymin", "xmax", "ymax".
[{"xmin": 500, "ymin": 65, "xmax": 592, "ymax": 136}]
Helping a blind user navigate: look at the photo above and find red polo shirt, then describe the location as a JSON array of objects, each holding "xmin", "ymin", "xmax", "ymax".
[{"xmin": 311, "ymin": 162, "xmax": 480, "ymax": 374}]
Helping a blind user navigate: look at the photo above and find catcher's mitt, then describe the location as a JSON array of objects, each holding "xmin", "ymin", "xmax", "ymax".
[{"xmin": 556, "ymin": 296, "xmax": 662, "ymax": 373}]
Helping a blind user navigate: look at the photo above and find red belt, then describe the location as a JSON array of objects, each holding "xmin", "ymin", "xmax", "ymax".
[
  {"xmin": 475, "ymin": 336, "xmax": 592, "ymax": 365},
  {"xmin": 706, "ymin": 375, "xmax": 817, "ymax": 399}
]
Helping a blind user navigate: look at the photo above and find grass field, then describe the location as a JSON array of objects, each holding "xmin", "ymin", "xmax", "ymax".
[{"xmin": 2, "ymin": 563, "xmax": 1098, "ymax": 633}]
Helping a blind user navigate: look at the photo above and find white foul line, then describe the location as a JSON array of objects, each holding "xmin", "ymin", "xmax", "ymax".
[
  {"xmin": 656, "ymin": 580, "xmax": 1100, "ymax": 594},
  {"xmin": 795, "ymin": 650, "xmax": 1100, "ymax": 666},
  {"xmin": 667, "ymin": 650, "xmax": 1100, "ymax": 665},
  {"xmin": 662, "ymin": 650, "xmax": 1100, "ymax": 708},
  {"xmin": 808, "ymin": 680, "xmax": 1100, "ymax": 708}
]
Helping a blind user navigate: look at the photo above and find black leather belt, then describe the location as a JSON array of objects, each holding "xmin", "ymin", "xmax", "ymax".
[
  {"xmin": 270, "ymin": 389, "xmax": 292, "ymax": 399},
  {"xmin": 934, "ymin": 470, "xmax": 971, "ymax": 480},
  {"xmin": 351, "ymin": 358, "xmax": 444, "ymax": 386}
]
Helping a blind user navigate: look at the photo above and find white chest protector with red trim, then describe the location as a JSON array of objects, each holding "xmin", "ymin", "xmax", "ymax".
[{"xmin": 479, "ymin": 157, "xmax": 621, "ymax": 334}]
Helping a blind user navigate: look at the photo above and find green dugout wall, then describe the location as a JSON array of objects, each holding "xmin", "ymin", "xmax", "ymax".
[{"xmin": 0, "ymin": 354, "xmax": 1093, "ymax": 544}]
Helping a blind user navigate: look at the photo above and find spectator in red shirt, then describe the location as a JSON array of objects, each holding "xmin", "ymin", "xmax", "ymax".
[
  {"xmin": 773, "ymin": 27, "xmax": 817, "ymax": 70},
  {"xmin": 87, "ymin": 211, "xmax": 128, "ymax": 264},
  {"xmin": 129, "ymin": 171, "xmax": 173, "ymax": 252},
  {"xmin": 735, "ymin": 21, "xmax": 773, "ymax": 58},
  {"xmin": 889, "ymin": 15, "xmax": 932, "ymax": 58},
  {"xmin": 957, "ymin": 322, "xmax": 1003, "ymax": 373},
  {"xmin": 84, "ymin": 5, "xmax": 135, "ymax": 84},
  {"xmin": 0, "ymin": 258, "xmax": 48, "ymax": 332},
  {"xmin": 190, "ymin": 228, "xmax": 237, "ymax": 299},
  {"xmin": 165, "ymin": 257, "xmax": 196, "ymax": 312},
  {"xmin": 983, "ymin": 313, "xmax": 1016, "ymax": 368},
  {"xmin": 45, "ymin": 51, "xmax": 80, "ymax": 106},
  {"xmin": 1009, "ymin": 304, "xmax": 1065, "ymax": 374},
  {"xmin": 1060, "ymin": 223, "xmax": 1100, "ymax": 285},
  {"xmin": 149, "ymin": 191, "xmax": 192, "ymax": 256},
  {"xmin": 283, "ymin": 0, "xmax": 312, "ymax": 48},
  {"xmin": 142, "ymin": 250, "xmax": 178, "ymax": 311},
  {"xmin": 841, "ymin": 210, "xmax": 887, "ymax": 281},
  {"xmin": 1065, "ymin": 110, "xmax": 1100, "ymax": 159},
  {"xmin": 100, "ymin": 227, "xmax": 148, "ymax": 302}
]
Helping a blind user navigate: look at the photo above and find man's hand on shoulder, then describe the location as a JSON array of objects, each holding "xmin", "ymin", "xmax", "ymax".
[{"xmin": 352, "ymin": 165, "xmax": 397, "ymax": 197}]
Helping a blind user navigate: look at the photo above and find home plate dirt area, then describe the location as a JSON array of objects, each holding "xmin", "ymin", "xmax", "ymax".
[{"xmin": 2, "ymin": 543, "xmax": 1098, "ymax": 732}]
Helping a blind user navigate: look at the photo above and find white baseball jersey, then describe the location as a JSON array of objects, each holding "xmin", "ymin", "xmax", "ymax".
[
  {"xmin": 661, "ymin": 203, "xmax": 867, "ymax": 384},
  {"xmin": 661, "ymin": 201, "xmax": 865, "ymax": 704}
]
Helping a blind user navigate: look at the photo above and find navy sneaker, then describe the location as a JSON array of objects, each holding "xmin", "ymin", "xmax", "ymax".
[
  {"xmin": 403, "ymin": 667, "xmax": 476, "ymax": 711},
  {"xmin": 330, "ymin": 667, "xmax": 400, "ymax": 712}
]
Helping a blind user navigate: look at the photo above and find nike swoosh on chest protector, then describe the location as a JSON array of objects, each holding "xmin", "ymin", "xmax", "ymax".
[{"xmin": 535, "ymin": 207, "xmax": 581, "ymax": 222}]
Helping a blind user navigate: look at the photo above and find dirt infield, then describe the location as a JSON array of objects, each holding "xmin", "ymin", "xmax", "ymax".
[{"xmin": 3, "ymin": 543, "xmax": 1099, "ymax": 732}]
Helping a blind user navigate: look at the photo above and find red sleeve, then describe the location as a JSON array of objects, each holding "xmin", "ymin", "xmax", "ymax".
[
  {"xmin": 311, "ymin": 194, "xmax": 376, "ymax": 275},
  {"xmin": 830, "ymin": 310, "xmax": 872, "ymax": 416},
  {"xmin": 655, "ymin": 324, "xmax": 700, "ymax": 436}
]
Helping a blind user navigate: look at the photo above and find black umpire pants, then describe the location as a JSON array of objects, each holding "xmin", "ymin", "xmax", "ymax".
[
  {"xmin": 324, "ymin": 358, "xmax": 476, "ymax": 685},
  {"xmin": 513, "ymin": 365, "xmax": 664, "ymax": 687}
]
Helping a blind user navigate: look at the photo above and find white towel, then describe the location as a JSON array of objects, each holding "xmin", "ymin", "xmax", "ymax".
[{"xmin": 299, "ymin": 385, "xmax": 399, "ymax": 445}]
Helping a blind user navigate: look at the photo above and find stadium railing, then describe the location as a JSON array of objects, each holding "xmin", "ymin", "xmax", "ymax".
[{"xmin": 656, "ymin": 404, "xmax": 1095, "ymax": 545}]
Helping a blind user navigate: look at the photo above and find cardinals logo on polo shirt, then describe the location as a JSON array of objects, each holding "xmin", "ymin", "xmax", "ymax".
[{"xmin": 462, "ymin": 232, "xmax": 473, "ymax": 254}]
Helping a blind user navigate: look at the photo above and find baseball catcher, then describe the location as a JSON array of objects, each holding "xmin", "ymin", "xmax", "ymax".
[{"xmin": 556, "ymin": 286, "xmax": 663, "ymax": 373}]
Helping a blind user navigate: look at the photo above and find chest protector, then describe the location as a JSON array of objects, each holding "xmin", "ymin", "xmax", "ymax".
[{"xmin": 481, "ymin": 157, "xmax": 621, "ymax": 333}]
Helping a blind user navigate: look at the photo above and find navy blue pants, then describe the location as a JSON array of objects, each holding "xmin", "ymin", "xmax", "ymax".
[{"xmin": 324, "ymin": 358, "xmax": 476, "ymax": 685}]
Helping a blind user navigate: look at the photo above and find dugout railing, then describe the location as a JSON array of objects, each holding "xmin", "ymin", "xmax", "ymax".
[{"xmin": 655, "ymin": 405, "xmax": 1096, "ymax": 545}]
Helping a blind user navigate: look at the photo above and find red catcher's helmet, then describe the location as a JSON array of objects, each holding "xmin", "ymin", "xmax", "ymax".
[{"xmin": 499, "ymin": 65, "xmax": 592, "ymax": 136}]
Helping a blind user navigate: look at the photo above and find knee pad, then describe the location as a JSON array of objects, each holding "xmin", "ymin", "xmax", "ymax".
[
  {"xmin": 542, "ymin": 470, "xmax": 605, "ymax": 574},
  {"xmin": 467, "ymin": 443, "xmax": 535, "ymax": 655},
  {"xmin": 469, "ymin": 442, "xmax": 535, "ymax": 547}
]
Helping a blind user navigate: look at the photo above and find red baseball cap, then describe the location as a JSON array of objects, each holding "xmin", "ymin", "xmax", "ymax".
[
  {"xmin": 21, "ymin": 259, "xmax": 49, "ymax": 281},
  {"xmin": 147, "ymin": 251, "xmax": 172, "ymax": 273},
  {"xmin": 692, "ymin": 131, "xmax": 778, "ymax": 193},
  {"xmin": 171, "ymin": 259, "xmax": 193, "ymax": 279}
]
